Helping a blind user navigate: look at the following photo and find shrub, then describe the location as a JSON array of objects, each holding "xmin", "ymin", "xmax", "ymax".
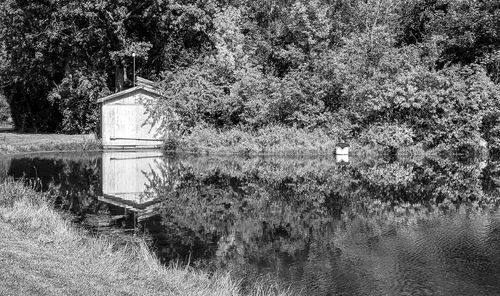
[
  {"xmin": 359, "ymin": 65, "xmax": 500, "ymax": 150},
  {"xmin": 359, "ymin": 123, "xmax": 414, "ymax": 152},
  {"xmin": 0, "ymin": 93, "xmax": 11, "ymax": 124},
  {"xmin": 177, "ymin": 124, "xmax": 338, "ymax": 155},
  {"xmin": 48, "ymin": 71, "xmax": 110, "ymax": 134}
]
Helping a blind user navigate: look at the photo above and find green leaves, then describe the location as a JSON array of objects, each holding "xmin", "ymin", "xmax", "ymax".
[
  {"xmin": 0, "ymin": 0, "xmax": 499, "ymax": 143},
  {"xmin": 0, "ymin": 0, "xmax": 220, "ymax": 131},
  {"xmin": 0, "ymin": 93, "xmax": 11, "ymax": 124},
  {"xmin": 48, "ymin": 70, "xmax": 111, "ymax": 133},
  {"xmin": 359, "ymin": 123, "xmax": 414, "ymax": 150}
]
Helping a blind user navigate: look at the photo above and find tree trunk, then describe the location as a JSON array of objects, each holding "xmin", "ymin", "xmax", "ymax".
[{"xmin": 115, "ymin": 64, "xmax": 125, "ymax": 92}]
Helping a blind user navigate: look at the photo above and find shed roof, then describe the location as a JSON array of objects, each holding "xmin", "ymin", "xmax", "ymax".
[
  {"xmin": 98, "ymin": 194, "xmax": 160, "ymax": 211},
  {"xmin": 98, "ymin": 194, "xmax": 162, "ymax": 221},
  {"xmin": 97, "ymin": 77, "xmax": 160, "ymax": 104}
]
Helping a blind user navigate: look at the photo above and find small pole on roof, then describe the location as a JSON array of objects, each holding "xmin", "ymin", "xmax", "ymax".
[{"xmin": 132, "ymin": 52, "xmax": 136, "ymax": 87}]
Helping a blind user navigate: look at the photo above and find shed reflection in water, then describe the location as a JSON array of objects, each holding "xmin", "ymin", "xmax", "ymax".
[
  {"xmin": 99, "ymin": 151, "xmax": 164, "ymax": 221},
  {"xmin": 4, "ymin": 152, "xmax": 500, "ymax": 296}
]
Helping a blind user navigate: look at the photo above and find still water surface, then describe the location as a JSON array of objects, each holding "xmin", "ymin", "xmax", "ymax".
[{"xmin": 2, "ymin": 151, "xmax": 500, "ymax": 295}]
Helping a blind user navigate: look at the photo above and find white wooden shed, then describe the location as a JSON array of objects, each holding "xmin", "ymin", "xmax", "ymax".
[{"xmin": 98, "ymin": 77, "xmax": 163, "ymax": 149}]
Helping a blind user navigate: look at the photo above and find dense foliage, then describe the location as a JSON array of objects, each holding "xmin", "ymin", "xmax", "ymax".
[
  {"xmin": 1, "ymin": 0, "xmax": 499, "ymax": 150},
  {"xmin": 0, "ymin": 93, "xmax": 11, "ymax": 125},
  {"xmin": 0, "ymin": 0, "xmax": 213, "ymax": 132}
]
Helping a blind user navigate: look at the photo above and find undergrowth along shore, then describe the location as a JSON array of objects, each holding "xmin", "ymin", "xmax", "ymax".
[
  {"xmin": 165, "ymin": 125, "xmax": 450, "ymax": 157},
  {"xmin": 0, "ymin": 180, "xmax": 292, "ymax": 296},
  {"xmin": 0, "ymin": 128, "xmax": 482, "ymax": 158}
]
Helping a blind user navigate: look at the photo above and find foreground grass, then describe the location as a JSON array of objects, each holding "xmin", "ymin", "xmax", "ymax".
[
  {"xmin": 0, "ymin": 133, "xmax": 101, "ymax": 155},
  {"xmin": 0, "ymin": 180, "xmax": 291, "ymax": 296}
]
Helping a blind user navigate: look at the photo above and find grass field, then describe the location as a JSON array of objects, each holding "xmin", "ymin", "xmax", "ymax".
[
  {"xmin": 0, "ymin": 180, "xmax": 292, "ymax": 296},
  {"xmin": 0, "ymin": 132, "xmax": 101, "ymax": 155}
]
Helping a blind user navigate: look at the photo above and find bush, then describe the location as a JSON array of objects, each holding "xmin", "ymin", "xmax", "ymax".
[
  {"xmin": 0, "ymin": 93, "xmax": 11, "ymax": 124},
  {"xmin": 144, "ymin": 18, "xmax": 500, "ymax": 155},
  {"xmin": 359, "ymin": 123, "xmax": 414, "ymax": 152},
  {"xmin": 177, "ymin": 125, "xmax": 339, "ymax": 155},
  {"xmin": 359, "ymin": 65, "xmax": 500, "ymax": 150},
  {"xmin": 48, "ymin": 71, "xmax": 110, "ymax": 134}
]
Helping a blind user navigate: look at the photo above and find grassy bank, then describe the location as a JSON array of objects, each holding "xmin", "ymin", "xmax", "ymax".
[
  {"xmin": 0, "ymin": 180, "xmax": 291, "ymax": 296},
  {"xmin": 0, "ymin": 133, "xmax": 101, "ymax": 155}
]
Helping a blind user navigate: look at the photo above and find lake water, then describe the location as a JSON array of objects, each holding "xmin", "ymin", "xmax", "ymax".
[{"xmin": 2, "ymin": 151, "xmax": 500, "ymax": 295}]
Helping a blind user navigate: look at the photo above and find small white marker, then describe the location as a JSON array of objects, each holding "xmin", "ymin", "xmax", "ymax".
[
  {"xmin": 336, "ymin": 154, "xmax": 349, "ymax": 163},
  {"xmin": 336, "ymin": 143, "xmax": 349, "ymax": 155},
  {"xmin": 336, "ymin": 143, "xmax": 349, "ymax": 163}
]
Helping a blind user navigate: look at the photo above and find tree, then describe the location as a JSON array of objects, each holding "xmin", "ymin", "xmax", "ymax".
[
  {"xmin": 399, "ymin": 0, "xmax": 500, "ymax": 81},
  {"xmin": 0, "ymin": 0, "xmax": 218, "ymax": 132}
]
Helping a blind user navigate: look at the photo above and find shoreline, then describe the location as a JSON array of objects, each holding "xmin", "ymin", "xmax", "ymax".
[
  {"xmin": 0, "ymin": 130, "xmax": 484, "ymax": 159},
  {"xmin": 0, "ymin": 133, "xmax": 102, "ymax": 156}
]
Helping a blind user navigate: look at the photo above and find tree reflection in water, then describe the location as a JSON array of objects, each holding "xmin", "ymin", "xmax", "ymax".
[{"xmin": 141, "ymin": 155, "xmax": 500, "ymax": 295}]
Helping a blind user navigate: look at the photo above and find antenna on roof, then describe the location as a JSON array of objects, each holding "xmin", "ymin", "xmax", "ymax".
[{"xmin": 132, "ymin": 52, "xmax": 136, "ymax": 87}]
